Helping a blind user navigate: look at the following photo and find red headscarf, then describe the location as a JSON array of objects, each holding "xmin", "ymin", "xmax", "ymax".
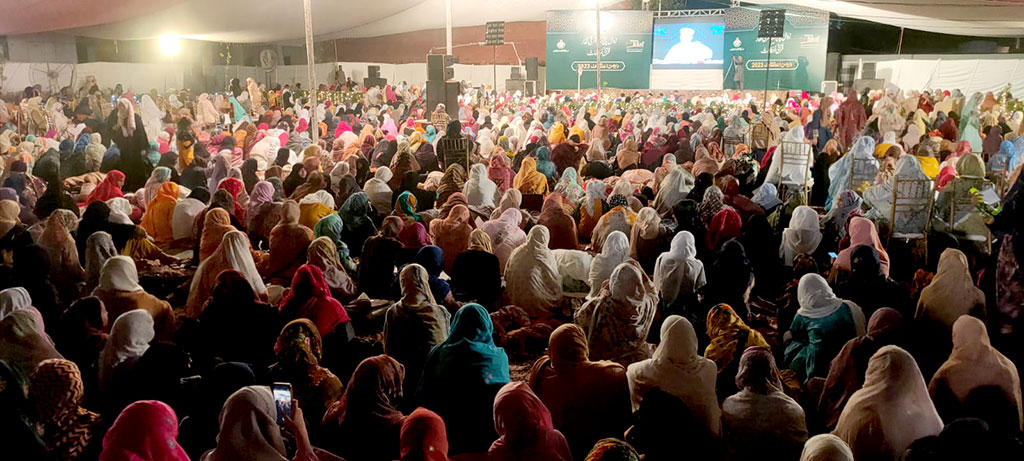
[
  {"xmin": 279, "ymin": 264, "xmax": 351, "ymax": 336},
  {"xmin": 399, "ymin": 221, "xmax": 431, "ymax": 249},
  {"xmin": 401, "ymin": 408, "xmax": 449, "ymax": 461},
  {"xmin": 488, "ymin": 381, "xmax": 572, "ymax": 461},
  {"xmin": 86, "ymin": 170, "xmax": 125, "ymax": 205},
  {"xmin": 936, "ymin": 165, "xmax": 958, "ymax": 191},
  {"xmin": 100, "ymin": 400, "xmax": 189, "ymax": 461},
  {"xmin": 217, "ymin": 177, "xmax": 247, "ymax": 222},
  {"xmin": 705, "ymin": 208, "xmax": 742, "ymax": 250},
  {"xmin": 487, "ymin": 154, "xmax": 515, "ymax": 193}
]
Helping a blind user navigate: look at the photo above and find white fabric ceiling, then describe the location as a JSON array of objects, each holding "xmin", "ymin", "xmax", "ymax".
[
  {"xmin": 32, "ymin": 0, "xmax": 620, "ymax": 43},
  {"xmin": 745, "ymin": 0, "xmax": 1024, "ymax": 37}
]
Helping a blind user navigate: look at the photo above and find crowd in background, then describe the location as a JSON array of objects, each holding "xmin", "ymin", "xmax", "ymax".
[{"xmin": 0, "ymin": 75, "xmax": 1022, "ymax": 460}]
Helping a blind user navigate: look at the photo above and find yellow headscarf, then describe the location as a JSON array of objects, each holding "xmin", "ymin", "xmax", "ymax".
[
  {"xmin": 548, "ymin": 123, "xmax": 566, "ymax": 145},
  {"xmin": 513, "ymin": 157, "xmax": 549, "ymax": 195}
]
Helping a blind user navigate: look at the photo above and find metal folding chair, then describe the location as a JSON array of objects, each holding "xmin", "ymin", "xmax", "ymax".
[
  {"xmin": 948, "ymin": 176, "xmax": 993, "ymax": 253},
  {"xmin": 438, "ymin": 136, "xmax": 472, "ymax": 172},
  {"xmin": 888, "ymin": 177, "xmax": 934, "ymax": 263},
  {"xmin": 777, "ymin": 141, "xmax": 813, "ymax": 203},
  {"xmin": 849, "ymin": 156, "xmax": 879, "ymax": 191}
]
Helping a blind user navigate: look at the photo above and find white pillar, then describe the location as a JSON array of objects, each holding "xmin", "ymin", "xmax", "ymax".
[
  {"xmin": 303, "ymin": 0, "xmax": 318, "ymax": 145},
  {"xmin": 446, "ymin": 0, "xmax": 453, "ymax": 55}
]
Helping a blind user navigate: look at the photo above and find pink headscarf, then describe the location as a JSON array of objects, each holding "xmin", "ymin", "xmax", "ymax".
[{"xmin": 100, "ymin": 400, "xmax": 189, "ymax": 461}]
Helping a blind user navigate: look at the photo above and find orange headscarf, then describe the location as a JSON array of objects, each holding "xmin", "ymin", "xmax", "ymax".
[{"xmin": 140, "ymin": 182, "xmax": 179, "ymax": 245}]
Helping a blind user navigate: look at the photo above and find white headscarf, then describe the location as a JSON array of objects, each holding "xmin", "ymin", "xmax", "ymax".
[
  {"xmin": 94, "ymin": 255, "xmax": 144, "ymax": 293},
  {"xmin": 652, "ymin": 167, "xmax": 694, "ymax": 216},
  {"xmin": 626, "ymin": 315, "xmax": 720, "ymax": 434},
  {"xmin": 139, "ymin": 94, "xmax": 165, "ymax": 143},
  {"xmin": 653, "ymin": 231, "xmax": 706, "ymax": 305},
  {"xmin": 202, "ymin": 386, "xmax": 292, "ymax": 461},
  {"xmin": 800, "ymin": 434, "xmax": 854, "ymax": 461},
  {"xmin": 481, "ymin": 207, "xmax": 528, "ymax": 274},
  {"xmin": 796, "ymin": 273, "xmax": 865, "ymax": 336},
  {"xmin": 172, "ymin": 198, "xmax": 208, "ymax": 240},
  {"xmin": 588, "ymin": 230, "xmax": 630, "ymax": 299},
  {"xmin": 464, "ymin": 163, "xmax": 498, "ymax": 208},
  {"xmin": 504, "ymin": 225, "xmax": 563, "ymax": 316},
  {"xmin": 0, "ymin": 287, "xmax": 32, "ymax": 320},
  {"xmin": 363, "ymin": 166, "xmax": 394, "ymax": 214},
  {"xmin": 552, "ymin": 249, "xmax": 592, "ymax": 283},
  {"xmin": 98, "ymin": 309, "xmax": 154, "ymax": 391},
  {"xmin": 299, "ymin": 190, "xmax": 335, "ymax": 209},
  {"xmin": 116, "ymin": 98, "xmax": 136, "ymax": 137},
  {"xmin": 85, "ymin": 232, "xmax": 117, "ymax": 293},
  {"xmin": 781, "ymin": 206, "xmax": 823, "ymax": 266},
  {"xmin": 834, "ymin": 346, "xmax": 943, "ymax": 460},
  {"xmin": 583, "ymin": 180, "xmax": 607, "ymax": 216},
  {"xmin": 186, "ymin": 230, "xmax": 267, "ymax": 316},
  {"xmin": 106, "ymin": 197, "xmax": 134, "ymax": 224}
]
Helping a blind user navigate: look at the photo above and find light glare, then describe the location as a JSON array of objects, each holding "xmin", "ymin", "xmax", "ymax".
[{"xmin": 159, "ymin": 35, "xmax": 181, "ymax": 56}]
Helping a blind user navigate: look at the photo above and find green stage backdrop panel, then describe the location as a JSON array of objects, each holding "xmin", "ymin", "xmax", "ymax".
[
  {"xmin": 723, "ymin": 6, "xmax": 829, "ymax": 92},
  {"xmin": 546, "ymin": 10, "xmax": 654, "ymax": 90}
]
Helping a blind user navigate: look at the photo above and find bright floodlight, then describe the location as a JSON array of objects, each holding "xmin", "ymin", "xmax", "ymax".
[{"xmin": 159, "ymin": 35, "xmax": 181, "ymax": 56}]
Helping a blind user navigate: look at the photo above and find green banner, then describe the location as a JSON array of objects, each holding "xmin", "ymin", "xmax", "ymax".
[
  {"xmin": 546, "ymin": 10, "xmax": 653, "ymax": 90},
  {"xmin": 723, "ymin": 6, "xmax": 829, "ymax": 92}
]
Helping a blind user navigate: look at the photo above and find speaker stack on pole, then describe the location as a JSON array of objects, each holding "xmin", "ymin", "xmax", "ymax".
[
  {"xmin": 363, "ymin": 65, "xmax": 388, "ymax": 88},
  {"xmin": 757, "ymin": 9, "xmax": 785, "ymax": 109},
  {"xmin": 524, "ymin": 57, "xmax": 540, "ymax": 95},
  {"xmin": 426, "ymin": 54, "xmax": 458, "ymax": 120}
]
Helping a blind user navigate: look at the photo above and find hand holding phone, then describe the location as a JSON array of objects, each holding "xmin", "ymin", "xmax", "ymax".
[{"xmin": 272, "ymin": 382, "xmax": 293, "ymax": 425}]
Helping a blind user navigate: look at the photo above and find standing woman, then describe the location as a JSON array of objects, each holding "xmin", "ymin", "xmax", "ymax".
[{"xmin": 106, "ymin": 98, "xmax": 151, "ymax": 190}]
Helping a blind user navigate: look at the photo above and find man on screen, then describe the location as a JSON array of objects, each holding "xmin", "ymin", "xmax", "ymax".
[{"xmin": 662, "ymin": 28, "xmax": 714, "ymax": 65}]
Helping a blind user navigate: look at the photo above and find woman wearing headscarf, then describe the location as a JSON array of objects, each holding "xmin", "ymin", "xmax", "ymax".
[
  {"xmin": 171, "ymin": 188, "xmax": 208, "ymax": 245},
  {"xmin": 139, "ymin": 181, "xmax": 179, "ymax": 247},
  {"xmin": 307, "ymin": 235, "xmax": 357, "ymax": 302},
  {"xmin": 244, "ymin": 181, "xmax": 281, "ymax": 249},
  {"xmin": 488, "ymin": 381, "xmax": 572, "ymax": 461},
  {"xmin": 916, "ymin": 248, "xmax": 986, "ymax": 328},
  {"xmin": 98, "ymin": 310, "xmax": 154, "ymax": 394},
  {"xmin": 37, "ymin": 211, "xmax": 85, "ymax": 289},
  {"xmin": 197, "ymin": 208, "xmax": 237, "ymax": 262},
  {"xmin": 187, "ymin": 231, "xmax": 267, "ymax": 317},
  {"xmin": 339, "ymin": 192, "xmax": 377, "ymax": 257},
  {"xmin": 266, "ymin": 318, "xmax": 342, "ymax": 435},
  {"xmin": 488, "ymin": 154, "xmax": 515, "ymax": 193},
  {"xmin": 428, "ymin": 203, "xmax": 472, "ymax": 273},
  {"xmin": 834, "ymin": 246, "xmax": 910, "ymax": 320},
  {"xmin": 615, "ymin": 138, "xmax": 641, "ymax": 171},
  {"xmin": 100, "ymin": 400, "xmax": 189, "ymax": 461},
  {"xmin": 527, "ymin": 324, "xmax": 631, "ymax": 460},
  {"xmin": 929, "ymin": 315, "xmax": 1023, "ymax": 430},
  {"xmin": 513, "ymin": 157, "xmax": 549, "ymax": 195},
  {"xmin": 106, "ymin": 98, "xmax": 151, "ymax": 190},
  {"xmin": 86, "ymin": 170, "xmax": 126, "ymax": 205},
  {"xmin": 536, "ymin": 194, "xmax": 579, "ymax": 251},
  {"xmin": 358, "ymin": 216, "xmax": 404, "ymax": 299},
  {"xmin": 629, "ymin": 207, "xmax": 668, "ymax": 274},
  {"xmin": 505, "ymin": 225, "xmax": 564, "ymax": 317},
  {"xmin": 400, "ymin": 408, "xmax": 449, "ymax": 461},
  {"xmin": 463, "ymin": 162, "xmax": 498, "ymax": 209},
  {"xmin": 653, "ymin": 230, "xmax": 706, "ymax": 317},
  {"xmin": 832, "ymin": 216, "xmax": 890, "ymax": 281},
  {"xmin": 76, "ymin": 201, "xmax": 137, "ymax": 262},
  {"xmin": 801, "ymin": 434, "xmax": 854, "ymax": 461},
  {"xmin": 0, "ymin": 305, "xmax": 61, "ymax": 377},
  {"xmin": 651, "ymin": 167, "xmax": 694, "ymax": 216},
  {"xmin": 780, "ymin": 205, "xmax": 823, "ymax": 267},
  {"xmin": 435, "ymin": 164, "xmax": 467, "ymax": 206},
  {"xmin": 450, "ymin": 229, "xmax": 502, "ymax": 309},
  {"xmin": 279, "ymin": 264, "xmax": 351, "ymax": 338},
  {"xmin": 862, "ymin": 155, "xmax": 931, "ymax": 228},
  {"xmin": 201, "ymin": 385, "xmax": 335, "ymax": 461},
  {"xmin": 93, "ymin": 255, "xmax": 175, "ymax": 338},
  {"xmin": 627, "ymin": 315, "xmax": 720, "ymax": 436},
  {"xmin": 575, "ymin": 260, "xmax": 658, "ymax": 366},
  {"xmin": 818, "ymin": 308, "xmax": 903, "ymax": 429},
  {"xmin": 141, "ymin": 167, "xmax": 172, "ymax": 210},
  {"xmin": 363, "ymin": 167, "xmax": 394, "ymax": 215},
  {"xmin": 578, "ymin": 181, "xmax": 608, "ymax": 242},
  {"xmin": 480, "ymin": 207, "xmax": 528, "ymax": 276},
  {"xmin": 705, "ymin": 208, "xmax": 742, "ymax": 252},
  {"xmin": 784, "ymin": 273, "xmax": 866, "ymax": 382},
  {"xmin": 298, "ymin": 190, "xmax": 335, "ymax": 230},
  {"xmin": 195, "ymin": 270, "xmax": 278, "ymax": 369},
  {"xmin": 0, "ymin": 358, "xmax": 46, "ymax": 458},
  {"xmin": 417, "ymin": 303, "xmax": 509, "ymax": 454},
  {"xmin": 385, "ymin": 264, "xmax": 451, "ymax": 396},
  {"xmin": 261, "ymin": 200, "xmax": 314, "ymax": 284},
  {"xmin": 590, "ymin": 194, "xmax": 637, "ymax": 253},
  {"xmin": 321, "ymin": 355, "xmax": 406, "ymax": 461},
  {"xmin": 704, "ymin": 303, "xmax": 770, "ymax": 398},
  {"xmin": 721, "ymin": 347, "xmax": 808, "ymax": 461},
  {"xmin": 31, "ymin": 358, "xmax": 103, "ymax": 461},
  {"xmin": 834, "ymin": 346, "xmax": 943, "ymax": 461}
]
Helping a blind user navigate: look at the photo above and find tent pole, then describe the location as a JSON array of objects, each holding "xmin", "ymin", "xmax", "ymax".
[
  {"xmin": 302, "ymin": 0, "xmax": 318, "ymax": 145},
  {"xmin": 897, "ymin": 27, "xmax": 904, "ymax": 55},
  {"xmin": 445, "ymin": 0, "xmax": 453, "ymax": 55}
]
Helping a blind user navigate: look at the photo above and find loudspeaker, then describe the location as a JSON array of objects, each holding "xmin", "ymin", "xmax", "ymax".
[
  {"xmin": 861, "ymin": 62, "xmax": 877, "ymax": 80},
  {"xmin": 852, "ymin": 78, "xmax": 884, "ymax": 93},
  {"xmin": 526, "ymin": 57, "xmax": 539, "ymax": 80},
  {"xmin": 825, "ymin": 52, "xmax": 841, "ymax": 82},
  {"xmin": 427, "ymin": 54, "xmax": 455, "ymax": 81},
  {"xmin": 426, "ymin": 80, "xmax": 460, "ymax": 119},
  {"xmin": 363, "ymin": 77, "xmax": 388, "ymax": 88},
  {"xmin": 510, "ymin": 67, "xmax": 523, "ymax": 79},
  {"xmin": 506, "ymin": 79, "xmax": 526, "ymax": 92},
  {"xmin": 758, "ymin": 9, "xmax": 786, "ymax": 39},
  {"xmin": 367, "ymin": 65, "xmax": 380, "ymax": 78},
  {"xmin": 525, "ymin": 81, "xmax": 537, "ymax": 95}
]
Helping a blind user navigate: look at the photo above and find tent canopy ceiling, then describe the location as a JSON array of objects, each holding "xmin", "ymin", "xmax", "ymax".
[
  {"xmin": 3, "ymin": 0, "xmax": 620, "ymax": 43},
  {"xmin": 745, "ymin": 0, "xmax": 1024, "ymax": 37}
]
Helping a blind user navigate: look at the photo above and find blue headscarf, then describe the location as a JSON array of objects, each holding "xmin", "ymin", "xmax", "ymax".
[
  {"xmin": 535, "ymin": 146, "xmax": 557, "ymax": 178},
  {"xmin": 100, "ymin": 144, "xmax": 121, "ymax": 173},
  {"xmin": 424, "ymin": 125, "xmax": 438, "ymax": 144},
  {"xmin": 991, "ymin": 140, "xmax": 1014, "ymax": 172},
  {"xmin": 228, "ymin": 96, "xmax": 249, "ymax": 124},
  {"xmin": 414, "ymin": 245, "xmax": 451, "ymax": 301},
  {"xmin": 314, "ymin": 213, "xmax": 356, "ymax": 272},
  {"xmin": 1009, "ymin": 137, "xmax": 1024, "ymax": 173},
  {"xmin": 146, "ymin": 141, "xmax": 161, "ymax": 167},
  {"xmin": 74, "ymin": 133, "xmax": 91, "ymax": 153},
  {"xmin": 418, "ymin": 303, "xmax": 510, "ymax": 396}
]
